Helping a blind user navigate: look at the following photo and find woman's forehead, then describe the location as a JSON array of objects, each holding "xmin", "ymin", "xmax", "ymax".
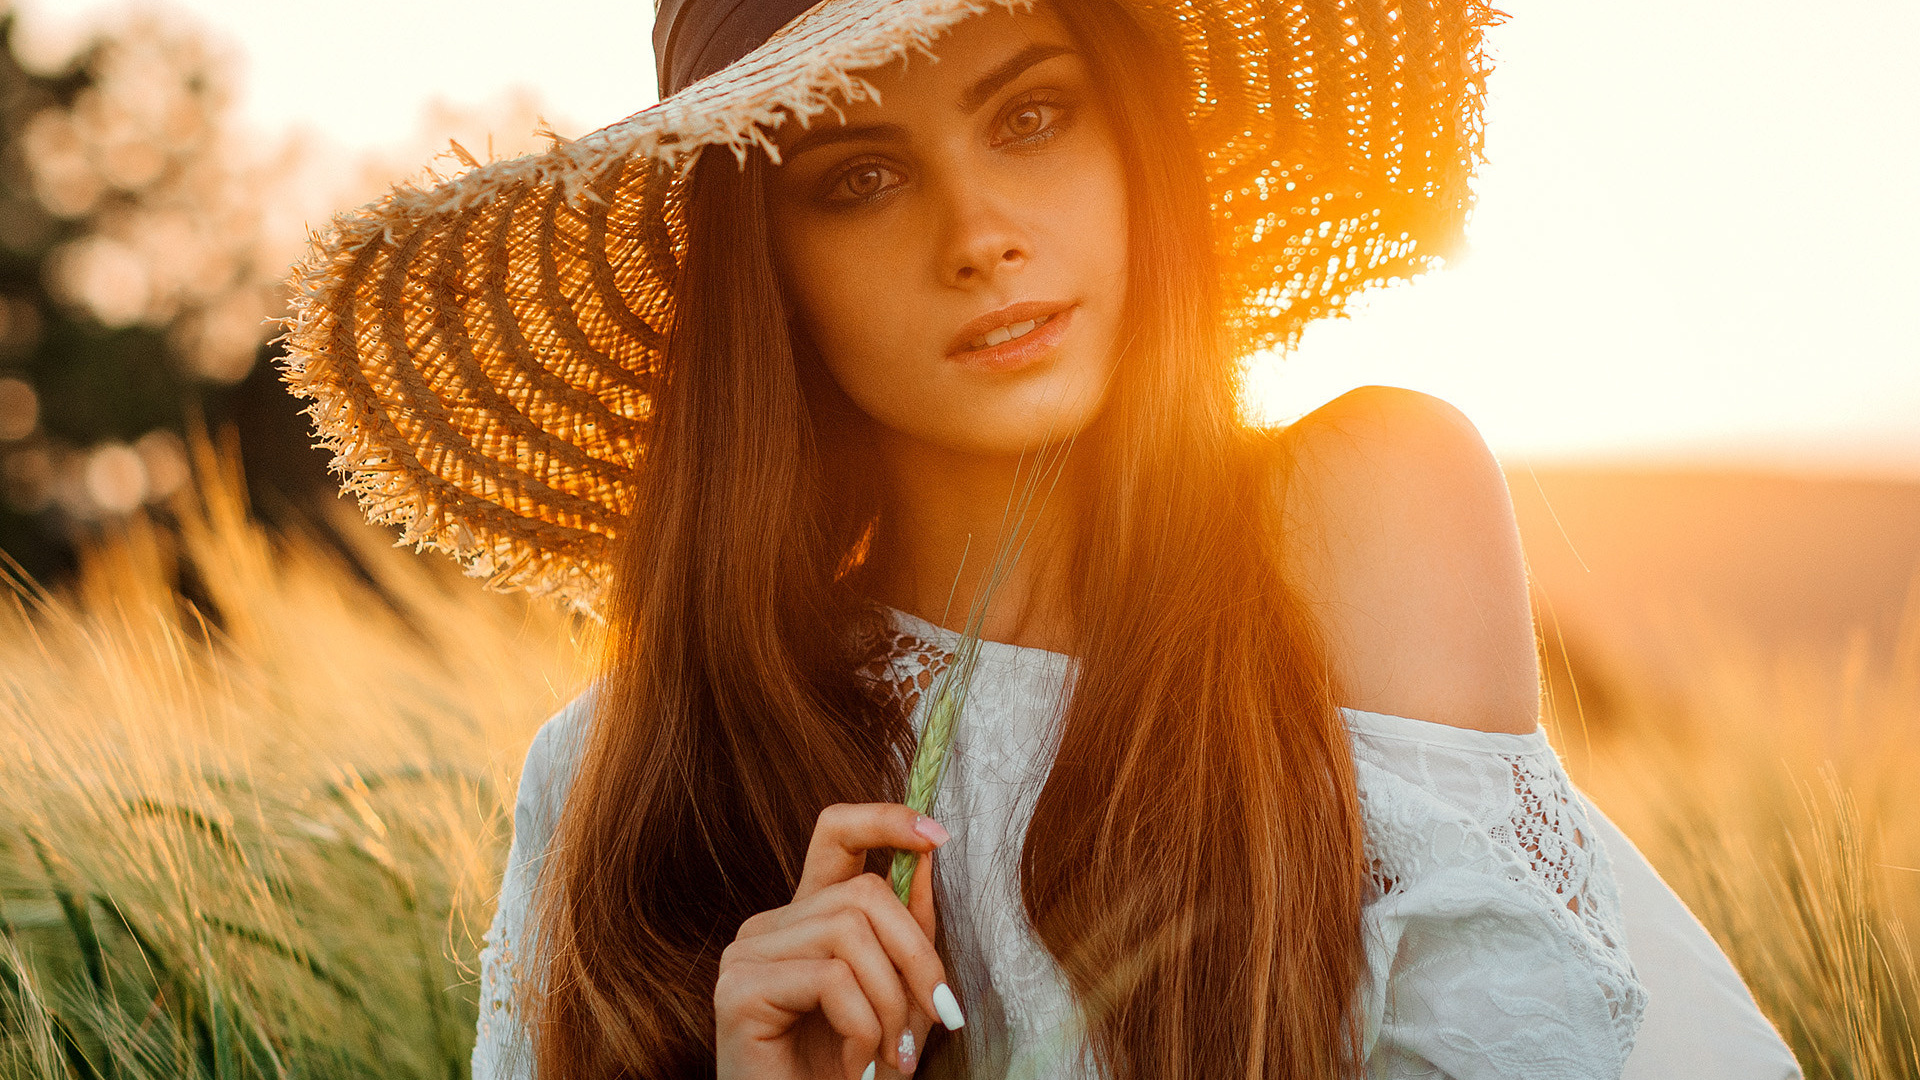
[{"xmin": 769, "ymin": 5, "xmax": 1080, "ymax": 151}]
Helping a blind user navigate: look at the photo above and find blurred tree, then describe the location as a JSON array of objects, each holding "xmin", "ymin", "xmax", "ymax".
[{"xmin": 0, "ymin": 6, "xmax": 331, "ymax": 583}]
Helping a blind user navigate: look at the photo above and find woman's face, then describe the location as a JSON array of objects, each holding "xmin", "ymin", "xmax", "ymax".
[{"xmin": 765, "ymin": 5, "xmax": 1128, "ymax": 459}]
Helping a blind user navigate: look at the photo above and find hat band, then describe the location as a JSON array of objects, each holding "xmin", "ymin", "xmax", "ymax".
[{"xmin": 654, "ymin": 0, "xmax": 822, "ymax": 99}]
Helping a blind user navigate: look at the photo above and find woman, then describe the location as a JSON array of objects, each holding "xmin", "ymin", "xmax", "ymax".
[{"xmin": 282, "ymin": 0, "xmax": 1800, "ymax": 1076}]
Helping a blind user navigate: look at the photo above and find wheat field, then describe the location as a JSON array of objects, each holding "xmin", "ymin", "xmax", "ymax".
[{"xmin": 1, "ymin": 450, "xmax": 1914, "ymax": 1078}]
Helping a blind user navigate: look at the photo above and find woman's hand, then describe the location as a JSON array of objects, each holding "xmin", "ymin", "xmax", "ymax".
[{"xmin": 715, "ymin": 803, "xmax": 965, "ymax": 1080}]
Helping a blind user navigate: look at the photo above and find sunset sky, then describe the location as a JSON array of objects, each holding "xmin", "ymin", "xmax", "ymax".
[{"xmin": 16, "ymin": 0, "xmax": 1920, "ymax": 476}]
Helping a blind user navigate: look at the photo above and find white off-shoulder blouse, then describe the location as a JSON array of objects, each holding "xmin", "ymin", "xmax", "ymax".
[{"xmin": 473, "ymin": 607, "xmax": 1801, "ymax": 1080}]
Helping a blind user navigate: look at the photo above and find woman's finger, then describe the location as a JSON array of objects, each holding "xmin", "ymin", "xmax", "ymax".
[
  {"xmin": 716, "ymin": 957, "xmax": 881, "ymax": 1080},
  {"xmin": 906, "ymin": 848, "xmax": 936, "ymax": 945},
  {"xmin": 900, "ymin": 849, "xmax": 965, "ymax": 1043},
  {"xmin": 752, "ymin": 868, "xmax": 956, "ymax": 1053},
  {"xmin": 898, "ymin": 848, "xmax": 947, "ymax": 1070},
  {"xmin": 879, "ymin": 1013, "xmax": 936, "ymax": 1080},
  {"xmin": 729, "ymin": 906, "xmax": 914, "ymax": 1070},
  {"xmin": 798, "ymin": 803, "xmax": 950, "ymax": 900}
]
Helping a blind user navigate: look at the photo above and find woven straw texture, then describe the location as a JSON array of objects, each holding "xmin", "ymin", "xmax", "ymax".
[{"xmin": 281, "ymin": 0, "xmax": 1498, "ymax": 612}]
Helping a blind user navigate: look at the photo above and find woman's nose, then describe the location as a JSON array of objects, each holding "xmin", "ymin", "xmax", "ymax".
[
  {"xmin": 951, "ymin": 240, "xmax": 1026, "ymax": 285},
  {"xmin": 939, "ymin": 187, "xmax": 1029, "ymax": 287}
]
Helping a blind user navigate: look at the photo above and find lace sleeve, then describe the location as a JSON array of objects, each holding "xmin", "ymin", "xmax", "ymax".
[
  {"xmin": 1346, "ymin": 708, "xmax": 1647, "ymax": 1080},
  {"xmin": 473, "ymin": 696, "xmax": 592, "ymax": 1080}
]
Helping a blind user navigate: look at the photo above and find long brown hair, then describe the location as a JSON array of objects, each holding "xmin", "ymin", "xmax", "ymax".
[{"xmin": 529, "ymin": 0, "xmax": 1368, "ymax": 1075}]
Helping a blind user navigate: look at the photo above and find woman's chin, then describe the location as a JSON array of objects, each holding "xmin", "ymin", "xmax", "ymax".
[
  {"xmin": 891, "ymin": 408, "xmax": 1105, "ymax": 461},
  {"xmin": 858, "ymin": 357, "xmax": 1112, "ymax": 459}
]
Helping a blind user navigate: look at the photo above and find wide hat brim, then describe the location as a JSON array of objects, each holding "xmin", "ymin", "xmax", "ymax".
[{"xmin": 281, "ymin": 0, "xmax": 1497, "ymax": 614}]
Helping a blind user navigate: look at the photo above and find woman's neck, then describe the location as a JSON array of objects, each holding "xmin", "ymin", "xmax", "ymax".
[{"xmin": 860, "ymin": 430, "xmax": 1083, "ymax": 655}]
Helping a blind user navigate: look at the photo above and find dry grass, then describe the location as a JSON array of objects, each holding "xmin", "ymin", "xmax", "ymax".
[
  {"xmin": 0, "ymin": 450, "xmax": 1914, "ymax": 1077},
  {"xmin": 0, "ymin": 446, "xmax": 591, "ymax": 1078},
  {"xmin": 1546, "ymin": 585, "xmax": 1920, "ymax": 1077}
]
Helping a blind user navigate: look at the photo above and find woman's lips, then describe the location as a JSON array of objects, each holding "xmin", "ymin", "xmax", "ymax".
[{"xmin": 946, "ymin": 303, "xmax": 1076, "ymax": 374}]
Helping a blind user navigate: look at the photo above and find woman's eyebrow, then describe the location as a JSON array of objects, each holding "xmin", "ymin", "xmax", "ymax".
[
  {"xmin": 782, "ymin": 122, "xmax": 910, "ymax": 161},
  {"xmin": 959, "ymin": 44, "xmax": 1074, "ymax": 114},
  {"xmin": 778, "ymin": 43, "xmax": 1074, "ymax": 161}
]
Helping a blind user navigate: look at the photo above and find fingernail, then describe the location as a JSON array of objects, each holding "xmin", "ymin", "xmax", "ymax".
[
  {"xmin": 860, "ymin": 1062, "xmax": 876, "ymax": 1080},
  {"xmin": 897, "ymin": 1028, "xmax": 917, "ymax": 1072},
  {"xmin": 932, "ymin": 982, "xmax": 966, "ymax": 1030},
  {"xmin": 913, "ymin": 815, "xmax": 951, "ymax": 847}
]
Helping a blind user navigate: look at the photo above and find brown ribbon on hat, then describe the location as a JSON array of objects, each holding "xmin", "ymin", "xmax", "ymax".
[{"xmin": 654, "ymin": 0, "xmax": 824, "ymax": 98}]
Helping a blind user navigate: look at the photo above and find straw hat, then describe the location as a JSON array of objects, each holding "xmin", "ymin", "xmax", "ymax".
[{"xmin": 280, "ymin": 0, "xmax": 1498, "ymax": 613}]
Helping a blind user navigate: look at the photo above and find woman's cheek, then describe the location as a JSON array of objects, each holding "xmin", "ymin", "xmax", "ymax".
[
  {"xmin": 798, "ymin": 263, "xmax": 911, "ymax": 398},
  {"xmin": 1068, "ymin": 139, "xmax": 1128, "ymax": 271}
]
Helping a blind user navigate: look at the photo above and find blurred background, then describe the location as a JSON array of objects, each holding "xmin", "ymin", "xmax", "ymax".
[
  {"xmin": 0, "ymin": 0, "xmax": 580, "ymax": 582},
  {"xmin": 0, "ymin": 1, "xmax": 1913, "ymax": 1075}
]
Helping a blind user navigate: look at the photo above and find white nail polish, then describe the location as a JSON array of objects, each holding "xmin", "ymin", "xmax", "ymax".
[
  {"xmin": 897, "ymin": 1028, "xmax": 916, "ymax": 1070},
  {"xmin": 860, "ymin": 1061, "xmax": 876, "ymax": 1080},
  {"xmin": 932, "ymin": 982, "xmax": 966, "ymax": 1030}
]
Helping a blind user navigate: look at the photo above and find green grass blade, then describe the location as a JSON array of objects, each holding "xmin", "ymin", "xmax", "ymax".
[
  {"xmin": 26, "ymin": 832, "xmax": 110, "ymax": 1004},
  {"xmin": 235, "ymin": 1002, "xmax": 288, "ymax": 1080},
  {"xmin": 1, "ymin": 943, "xmax": 110, "ymax": 1080},
  {"xmin": 52, "ymin": 1011, "xmax": 108, "ymax": 1080},
  {"xmin": 205, "ymin": 957, "xmax": 236, "ymax": 1080},
  {"xmin": 89, "ymin": 895, "xmax": 172, "ymax": 990}
]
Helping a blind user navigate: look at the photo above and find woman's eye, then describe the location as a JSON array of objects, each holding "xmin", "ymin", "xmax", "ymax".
[
  {"xmin": 825, "ymin": 161, "xmax": 903, "ymax": 204},
  {"xmin": 1007, "ymin": 106, "xmax": 1047, "ymax": 138},
  {"xmin": 997, "ymin": 98, "xmax": 1068, "ymax": 145}
]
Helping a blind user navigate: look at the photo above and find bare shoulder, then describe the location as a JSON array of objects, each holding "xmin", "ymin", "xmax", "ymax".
[{"xmin": 1270, "ymin": 385, "xmax": 1540, "ymax": 734}]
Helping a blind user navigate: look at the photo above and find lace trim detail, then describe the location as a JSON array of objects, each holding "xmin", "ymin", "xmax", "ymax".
[
  {"xmin": 472, "ymin": 849, "xmax": 537, "ymax": 1080},
  {"xmin": 472, "ymin": 906, "xmax": 531, "ymax": 1080},
  {"xmin": 1504, "ymin": 751, "xmax": 1642, "ymax": 1033},
  {"xmin": 1356, "ymin": 734, "xmax": 1648, "ymax": 1060},
  {"xmin": 854, "ymin": 625, "xmax": 954, "ymax": 719}
]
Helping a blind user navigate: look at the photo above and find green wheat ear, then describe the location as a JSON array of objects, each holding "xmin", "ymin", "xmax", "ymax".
[
  {"xmin": 887, "ymin": 435, "xmax": 1074, "ymax": 907},
  {"xmin": 889, "ymin": 690, "xmax": 964, "ymax": 904}
]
